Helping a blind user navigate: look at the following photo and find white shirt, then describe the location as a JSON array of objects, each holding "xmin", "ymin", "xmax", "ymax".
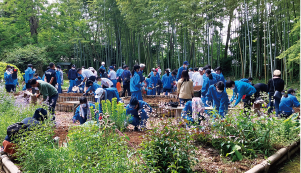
[
  {"xmin": 188, "ymin": 71, "xmax": 194, "ymax": 79},
  {"xmin": 191, "ymin": 72, "xmax": 199, "ymax": 81},
  {"xmin": 81, "ymin": 69, "xmax": 94, "ymax": 78},
  {"xmin": 108, "ymin": 70, "xmax": 117, "ymax": 80},
  {"xmin": 157, "ymin": 69, "xmax": 162, "ymax": 75},
  {"xmin": 193, "ymin": 73, "xmax": 203, "ymax": 86},
  {"xmin": 99, "ymin": 78, "xmax": 113, "ymax": 87}
]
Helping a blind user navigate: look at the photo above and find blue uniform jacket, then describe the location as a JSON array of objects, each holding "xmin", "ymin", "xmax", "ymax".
[
  {"xmin": 116, "ymin": 69, "xmax": 124, "ymax": 77},
  {"xmin": 56, "ymin": 70, "xmax": 62, "ymax": 84},
  {"xmin": 150, "ymin": 71, "xmax": 160, "ymax": 78},
  {"xmin": 4, "ymin": 72, "xmax": 15, "ymax": 85},
  {"xmin": 138, "ymin": 70, "xmax": 145, "ymax": 82},
  {"xmin": 162, "ymin": 74, "xmax": 173, "ymax": 89},
  {"xmin": 149, "ymin": 75, "xmax": 159, "ymax": 88},
  {"xmin": 121, "ymin": 70, "xmax": 131, "ymax": 85},
  {"xmin": 36, "ymin": 76, "xmax": 42, "ymax": 80},
  {"xmin": 126, "ymin": 101, "xmax": 152, "ymax": 118},
  {"xmin": 218, "ymin": 73, "xmax": 226, "ymax": 84},
  {"xmin": 212, "ymin": 73, "xmax": 220, "ymax": 82},
  {"xmin": 68, "ymin": 69, "xmax": 78, "ymax": 80},
  {"xmin": 240, "ymin": 78, "xmax": 249, "ymax": 83},
  {"xmin": 25, "ymin": 67, "xmax": 35, "ymax": 83},
  {"xmin": 100, "ymin": 66, "xmax": 106, "ymax": 72},
  {"xmin": 73, "ymin": 103, "xmax": 97, "ymax": 124},
  {"xmin": 86, "ymin": 83, "xmax": 101, "ymax": 95},
  {"xmin": 279, "ymin": 94, "xmax": 300, "ymax": 114},
  {"xmin": 230, "ymin": 81, "xmax": 257, "ymax": 107},
  {"xmin": 104, "ymin": 88, "xmax": 121, "ymax": 102},
  {"xmin": 201, "ymin": 77, "xmax": 217, "ymax": 97},
  {"xmin": 176, "ymin": 66, "xmax": 187, "ymax": 81},
  {"xmin": 130, "ymin": 72, "xmax": 143, "ymax": 92},
  {"xmin": 206, "ymin": 85, "xmax": 229, "ymax": 116}
]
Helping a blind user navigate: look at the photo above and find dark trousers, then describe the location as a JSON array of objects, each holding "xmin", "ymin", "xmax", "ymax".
[
  {"xmin": 122, "ymin": 83, "xmax": 131, "ymax": 97},
  {"xmin": 243, "ymin": 95, "xmax": 254, "ymax": 114},
  {"xmin": 5, "ymin": 85, "xmax": 14, "ymax": 92},
  {"xmin": 268, "ymin": 94, "xmax": 281, "ymax": 116},
  {"xmin": 48, "ymin": 94, "xmax": 58, "ymax": 118}
]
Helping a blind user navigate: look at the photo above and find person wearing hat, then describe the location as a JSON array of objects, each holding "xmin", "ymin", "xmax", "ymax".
[
  {"xmin": 2, "ymin": 108, "xmax": 48, "ymax": 155},
  {"xmin": 84, "ymin": 80, "xmax": 101, "ymax": 102},
  {"xmin": 67, "ymin": 65, "xmax": 78, "ymax": 93},
  {"xmin": 72, "ymin": 97, "xmax": 98, "ymax": 124},
  {"xmin": 120, "ymin": 65, "xmax": 132, "ymax": 97},
  {"xmin": 108, "ymin": 66, "xmax": 117, "ymax": 87},
  {"xmin": 95, "ymin": 87, "xmax": 121, "ymax": 103},
  {"xmin": 201, "ymin": 69, "xmax": 218, "ymax": 106},
  {"xmin": 131, "ymin": 65, "xmax": 146, "ymax": 100},
  {"xmin": 279, "ymin": 89, "xmax": 300, "ymax": 118},
  {"xmin": 267, "ymin": 70, "xmax": 285, "ymax": 116},
  {"xmin": 28, "ymin": 79, "xmax": 58, "ymax": 117},
  {"xmin": 206, "ymin": 81, "xmax": 229, "ymax": 118},
  {"xmin": 125, "ymin": 96, "xmax": 152, "ymax": 131},
  {"xmin": 226, "ymin": 80, "xmax": 257, "ymax": 112},
  {"xmin": 56, "ymin": 65, "xmax": 63, "ymax": 93},
  {"xmin": 161, "ymin": 69, "xmax": 173, "ymax": 95},
  {"xmin": 240, "ymin": 77, "xmax": 253, "ymax": 84},
  {"xmin": 25, "ymin": 64, "xmax": 36, "ymax": 91},
  {"xmin": 138, "ymin": 64, "xmax": 146, "ymax": 82},
  {"xmin": 215, "ymin": 67, "xmax": 226, "ymax": 85},
  {"xmin": 176, "ymin": 61, "xmax": 189, "ymax": 81},
  {"xmin": 98, "ymin": 62, "xmax": 106, "ymax": 74},
  {"xmin": 4, "ymin": 65, "xmax": 15, "ymax": 92}
]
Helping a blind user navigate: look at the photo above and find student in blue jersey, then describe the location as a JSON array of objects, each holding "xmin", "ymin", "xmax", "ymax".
[
  {"xmin": 4, "ymin": 66, "xmax": 15, "ymax": 92},
  {"xmin": 56, "ymin": 65, "xmax": 63, "ymax": 93},
  {"xmin": 176, "ymin": 61, "xmax": 188, "ymax": 81},
  {"xmin": 72, "ymin": 97, "xmax": 98, "ymax": 124},
  {"xmin": 149, "ymin": 69, "xmax": 159, "ymax": 95},
  {"xmin": 215, "ymin": 67, "xmax": 226, "ymax": 85},
  {"xmin": 125, "ymin": 96, "xmax": 152, "ymax": 131},
  {"xmin": 97, "ymin": 62, "xmax": 106, "ymax": 74},
  {"xmin": 240, "ymin": 77, "xmax": 253, "ymax": 84},
  {"xmin": 226, "ymin": 80, "xmax": 257, "ymax": 112},
  {"xmin": 25, "ymin": 64, "xmax": 36, "ymax": 90},
  {"xmin": 206, "ymin": 81, "xmax": 229, "ymax": 118},
  {"xmin": 74, "ymin": 76, "xmax": 84, "ymax": 93},
  {"xmin": 121, "ymin": 65, "xmax": 132, "ymax": 97},
  {"xmin": 201, "ymin": 69, "xmax": 217, "ymax": 106},
  {"xmin": 162, "ymin": 69, "xmax": 173, "ymax": 95},
  {"xmin": 84, "ymin": 80, "xmax": 101, "ymax": 102},
  {"xmin": 145, "ymin": 75, "xmax": 152, "ymax": 95},
  {"xmin": 67, "ymin": 65, "xmax": 78, "ymax": 93},
  {"xmin": 204, "ymin": 65, "xmax": 220, "ymax": 82},
  {"xmin": 34, "ymin": 73, "xmax": 42, "ymax": 80},
  {"xmin": 279, "ymin": 89, "xmax": 300, "ymax": 118},
  {"xmin": 95, "ymin": 88, "xmax": 121, "ymax": 103},
  {"xmin": 45, "ymin": 62, "xmax": 57, "ymax": 88},
  {"xmin": 116, "ymin": 67, "xmax": 124, "ymax": 79},
  {"xmin": 130, "ymin": 65, "xmax": 146, "ymax": 100}
]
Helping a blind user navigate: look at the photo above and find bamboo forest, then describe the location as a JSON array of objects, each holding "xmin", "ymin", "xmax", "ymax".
[{"xmin": 0, "ymin": 0, "xmax": 300, "ymax": 82}]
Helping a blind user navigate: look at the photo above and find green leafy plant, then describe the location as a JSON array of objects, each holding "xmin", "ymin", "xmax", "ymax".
[
  {"xmin": 140, "ymin": 119, "xmax": 198, "ymax": 172},
  {"xmin": 221, "ymin": 141, "xmax": 243, "ymax": 162}
]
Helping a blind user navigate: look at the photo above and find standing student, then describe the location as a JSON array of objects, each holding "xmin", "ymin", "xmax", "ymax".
[
  {"xmin": 42, "ymin": 66, "xmax": 50, "ymax": 81},
  {"xmin": 98, "ymin": 62, "xmax": 106, "ymax": 74},
  {"xmin": 108, "ymin": 66, "xmax": 117, "ymax": 87},
  {"xmin": 176, "ymin": 61, "xmax": 189, "ymax": 81},
  {"xmin": 279, "ymin": 89, "xmax": 300, "ymax": 118},
  {"xmin": 226, "ymin": 80, "xmax": 257, "ymax": 112},
  {"xmin": 4, "ymin": 66, "xmax": 14, "ymax": 92},
  {"xmin": 121, "ymin": 65, "xmax": 131, "ymax": 97},
  {"xmin": 56, "ymin": 65, "xmax": 63, "ymax": 93},
  {"xmin": 201, "ymin": 69, "xmax": 217, "ymax": 106},
  {"xmin": 28, "ymin": 79, "xmax": 58, "ymax": 118},
  {"xmin": 138, "ymin": 64, "xmax": 145, "ymax": 82},
  {"xmin": 67, "ymin": 65, "xmax": 78, "ymax": 93},
  {"xmin": 45, "ymin": 62, "xmax": 57, "ymax": 87},
  {"xmin": 177, "ymin": 70, "xmax": 194, "ymax": 105},
  {"xmin": 149, "ymin": 69, "xmax": 159, "ymax": 95},
  {"xmin": 116, "ymin": 67, "xmax": 124, "ymax": 79},
  {"xmin": 162, "ymin": 69, "xmax": 173, "ymax": 95},
  {"xmin": 130, "ymin": 65, "xmax": 145, "ymax": 100},
  {"xmin": 215, "ymin": 67, "xmax": 226, "ymax": 85},
  {"xmin": 193, "ymin": 68, "xmax": 203, "ymax": 87},
  {"xmin": 267, "ymin": 70, "xmax": 285, "ymax": 116},
  {"xmin": 25, "ymin": 64, "xmax": 36, "ymax": 90},
  {"xmin": 157, "ymin": 65, "xmax": 162, "ymax": 76},
  {"xmin": 206, "ymin": 81, "xmax": 229, "ymax": 117},
  {"xmin": 188, "ymin": 68, "xmax": 194, "ymax": 79}
]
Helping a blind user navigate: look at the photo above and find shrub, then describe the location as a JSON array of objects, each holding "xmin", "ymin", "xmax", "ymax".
[{"xmin": 140, "ymin": 119, "xmax": 198, "ymax": 172}]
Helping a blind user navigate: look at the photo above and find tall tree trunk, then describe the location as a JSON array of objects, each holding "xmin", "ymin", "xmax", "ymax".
[{"xmin": 224, "ymin": 9, "xmax": 234, "ymax": 59}]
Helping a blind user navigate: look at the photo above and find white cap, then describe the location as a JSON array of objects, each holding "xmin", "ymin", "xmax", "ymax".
[
  {"xmin": 198, "ymin": 67, "xmax": 203, "ymax": 71},
  {"xmin": 140, "ymin": 64, "xmax": 145, "ymax": 68},
  {"xmin": 101, "ymin": 62, "xmax": 105, "ymax": 65},
  {"xmin": 95, "ymin": 88, "xmax": 104, "ymax": 98}
]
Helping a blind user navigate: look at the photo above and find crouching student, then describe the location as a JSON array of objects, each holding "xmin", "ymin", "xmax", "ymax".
[
  {"xmin": 95, "ymin": 88, "xmax": 121, "ymax": 103},
  {"xmin": 74, "ymin": 76, "xmax": 84, "ymax": 93},
  {"xmin": 84, "ymin": 80, "xmax": 101, "ymax": 101},
  {"xmin": 72, "ymin": 97, "xmax": 98, "ymax": 124},
  {"xmin": 181, "ymin": 98, "xmax": 204, "ymax": 126},
  {"xmin": 279, "ymin": 89, "xmax": 300, "ymax": 118},
  {"xmin": 125, "ymin": 96, "xmax": 152, "ymax": 131},
  {"xmin": 2, "ymin": 108, "xmax": 47, "ymax": 155},
  {"xmin": 205, "ymin": 81, "xmax": 229, "ymax": 118}
]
